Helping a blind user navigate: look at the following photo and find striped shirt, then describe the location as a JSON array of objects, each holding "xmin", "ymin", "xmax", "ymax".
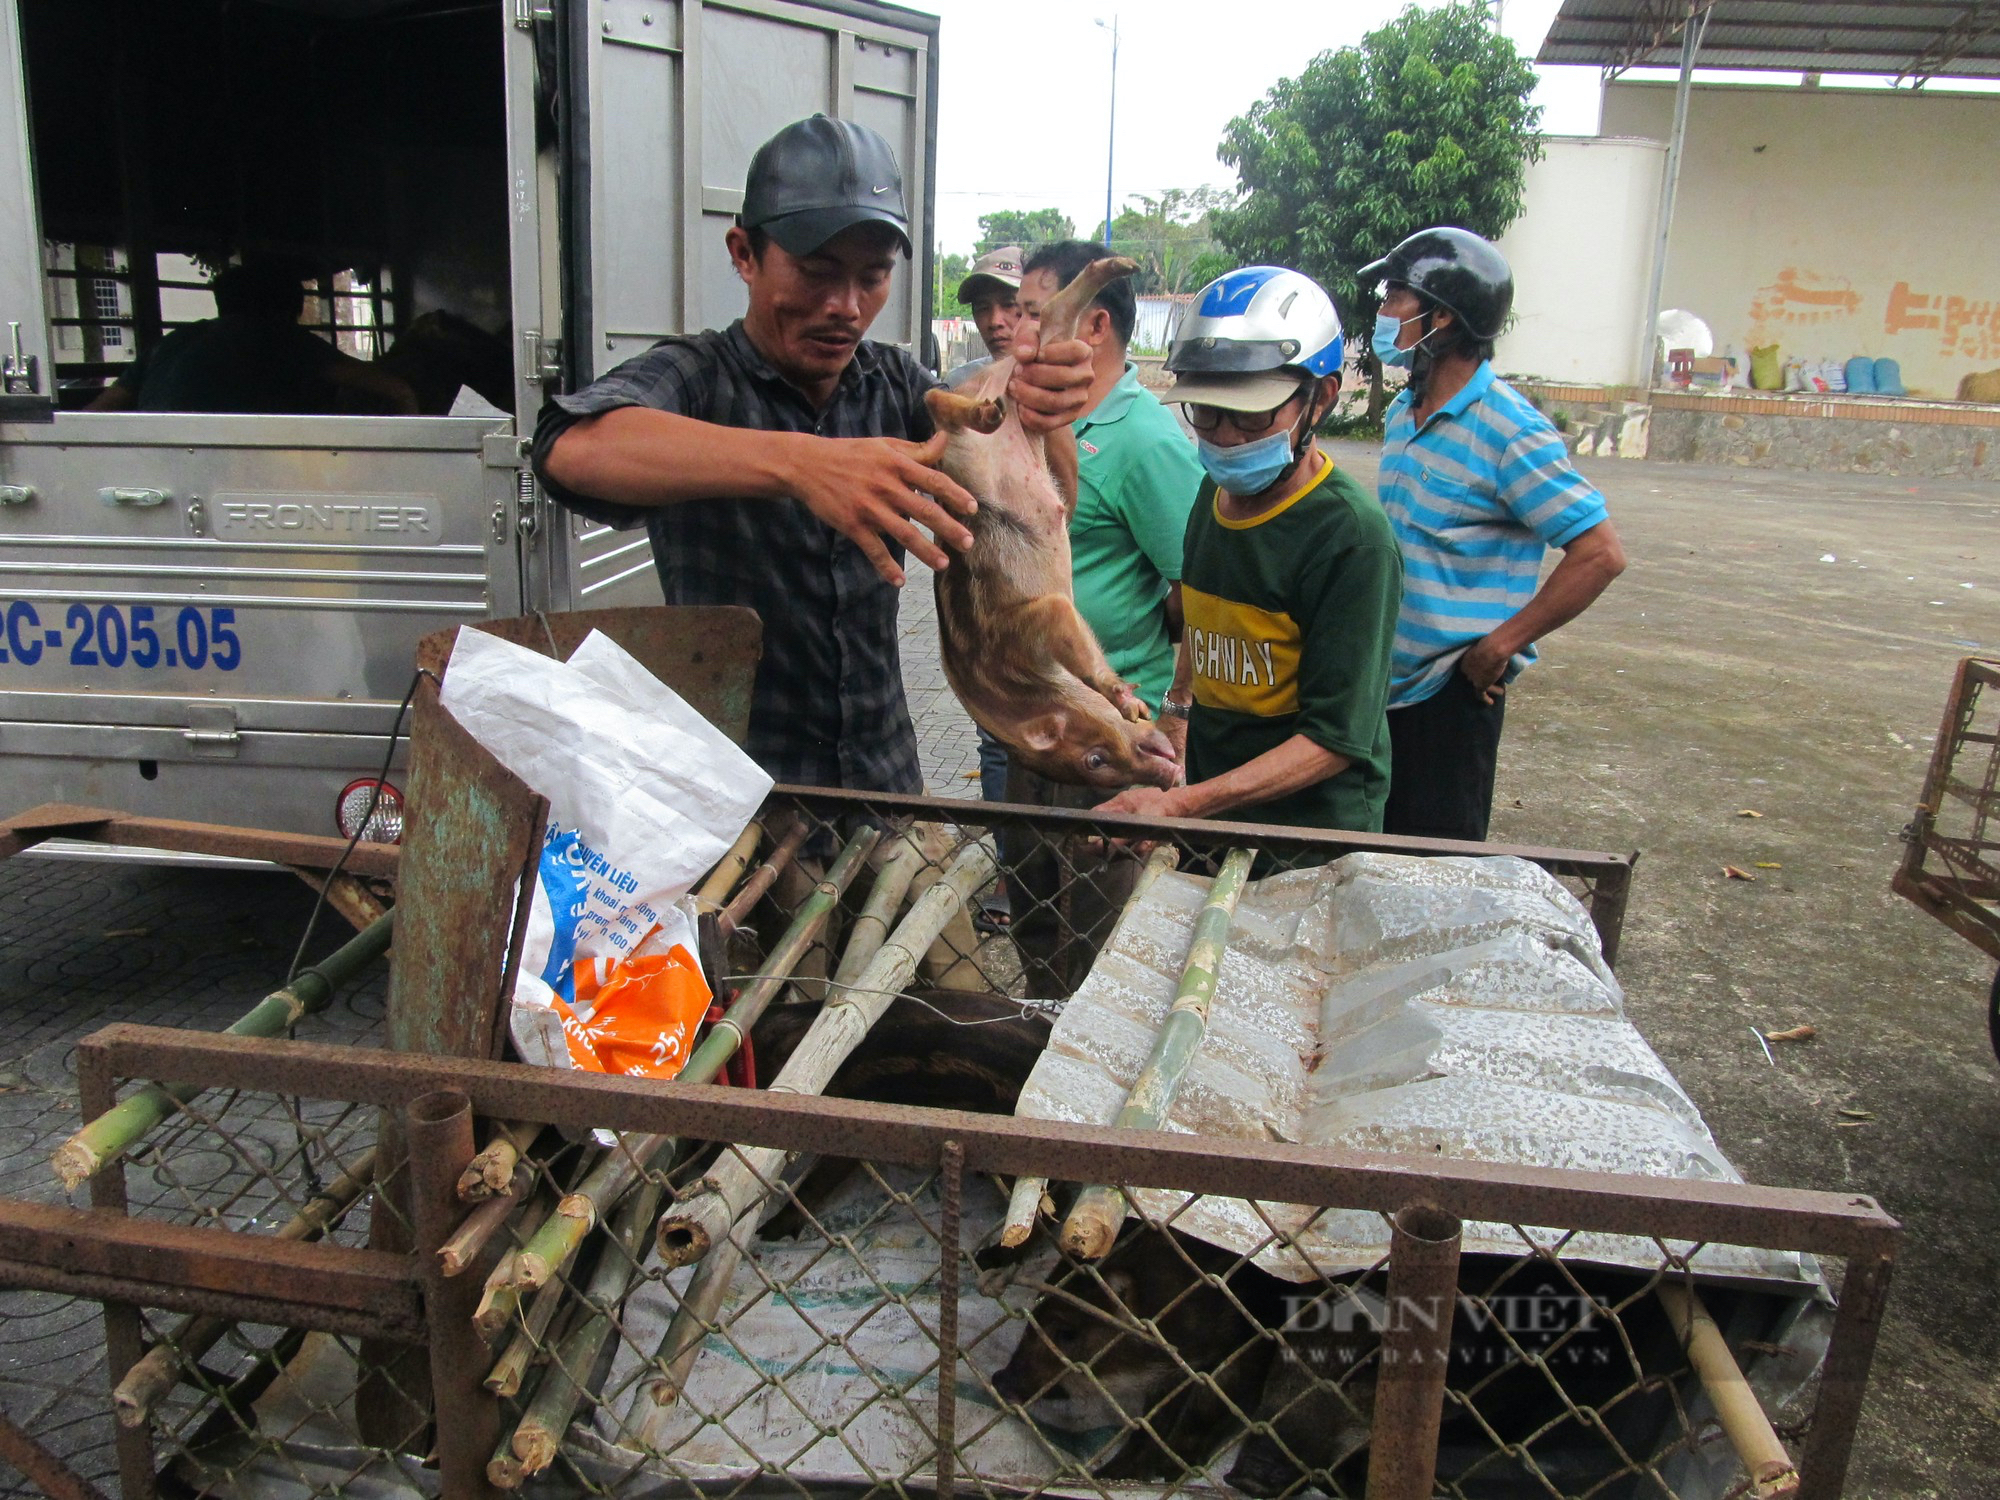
[{"xmin": 1378, "ymin": 362, "xmax": 1609, "ymax": 709}]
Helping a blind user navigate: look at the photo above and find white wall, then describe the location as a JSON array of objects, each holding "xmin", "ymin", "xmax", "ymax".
[
  {"xmin": 1603, "ymin": 81, "xmax": 2000, "ymax": 397},
  {"xmin": 1495, "ymin": 135, "xmax": 1666, "ymax": 386}
]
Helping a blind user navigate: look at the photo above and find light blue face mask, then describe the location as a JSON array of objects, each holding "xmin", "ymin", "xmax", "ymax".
[
  {"xmin": 1197, "ymin": 428, "xmax": 1295, "ymax": 497},
  {"xmin": 1371, "ymin": 310, "xmax": 1428, "ymax": 369}
]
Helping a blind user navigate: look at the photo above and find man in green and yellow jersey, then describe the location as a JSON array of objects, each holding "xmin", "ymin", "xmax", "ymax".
[{"xmin": 1099, "ymin": 266, "xmax": 1402, "ymax": 833}]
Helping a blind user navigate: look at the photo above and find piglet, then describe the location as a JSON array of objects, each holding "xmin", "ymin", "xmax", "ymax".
[{"xmin": 927, "ymin": 257, "xmax": 1179, "ymax": 791}]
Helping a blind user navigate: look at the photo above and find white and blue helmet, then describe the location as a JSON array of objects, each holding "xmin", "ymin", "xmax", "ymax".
[{"xmin": 1167, "ymin": 266, "xmax": 1345, "ymax": 410}]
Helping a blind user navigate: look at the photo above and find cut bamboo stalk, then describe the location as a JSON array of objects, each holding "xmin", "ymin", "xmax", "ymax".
[
  {"xmin": 1059, "ymin": 847, "xmax": 1254, "ymax": 1260},
  {"xmin": 717, "ymin": 818, "xmax": 810, "ymax": 936},
  {"xmin": 637, "ymin": 1206, "xmax": 757, "ymax": 1440},
  {"xmin": 458, "ymin": 1119, "xmax": 540, "ymax": 1202},
  {"xmin": 481, "ymin": 829, "xmax": 879, "ymax": 1329},
  {"xmin": 439, "ymin": 1163, "xmax": 533, "ymax": 1277},
  {"xmin": 1000, "ymin": 845, "xmax": 1180, "ymax": 1249},
  {"xmin": 113, "ymin": 1148, "xmax": 377, "ymax": 1427},
  {"xmin": 656, "ymin": 839, "xmax": 997, "ymax": 1269},
  {"xmin": 1657, "ymin": 1281, "xmax": 1800, "ymax": 1499},
  {"xmin": 54, "ymin": 910, "xmax": 395, "ymax": 1190},
  {"xmin": 683, "ymin": 825, "xmax": 880, "ymax": 1081},
  {"xmin": 830, "ymin": 830, "xmax": 928, "ymax": 992},
  {"xmin": 485, "ymin": 1274, "xmax": 567, "ymax": 1398},
  {"xmin": 694, "ymin": 821, "xmax": 764, "ymax": 914},
  {"xmin": 509, "ymin": 1158, "xmax": 675, "ymax": 1476}
]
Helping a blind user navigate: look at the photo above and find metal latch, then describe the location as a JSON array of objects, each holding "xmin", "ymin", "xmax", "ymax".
[
  {"xmin": 183, "ymin": 705, "xmax": 242, "ymax": 758},
  {"xmin": 523, "ymin": 330, "xmax": 563, "ymax": 385},
  {"xmin": 0, "ymin": 484, "xmax": 33, "ymax": 506},
  {"xmin": 512, "ymin": 0, "xmax": 553, "ymax": 26},
  {"xmin": 2, "ymin": 322, "xmax": 39, "ymax": 396},
  {"xmin": 100, "ymin": 487, "xmax": 171, "ymax": 508},
  {"xmin": 516, "ymin": 470, "xmax": 541, "ymax": 538}
]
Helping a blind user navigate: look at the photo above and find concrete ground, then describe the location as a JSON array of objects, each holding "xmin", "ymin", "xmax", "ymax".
[{"xmin": 1, "ymin": 446, "xmax": 1995, "ymax": 1495}]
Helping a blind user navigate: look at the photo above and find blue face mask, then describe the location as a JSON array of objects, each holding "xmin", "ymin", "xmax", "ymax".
[
  {"xmin": 1197, "ymin": 428, "xmax": 1295, "ymax": 497},
  {"xmin": 1372, "ymin": 310, "xmax": 1428, "ymax": 369}
]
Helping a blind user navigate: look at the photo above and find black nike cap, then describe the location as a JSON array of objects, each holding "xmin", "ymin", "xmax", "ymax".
[{"xmin": 739, "ymin": 114, "xmax": 912, "ymax": 258}]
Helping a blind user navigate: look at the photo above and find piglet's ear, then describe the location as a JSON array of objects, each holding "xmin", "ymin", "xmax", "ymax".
[
  {"xmin": 1014, "ymin": 713, "xmax": 1067, "ymax": 753},
  {"xmin": 1102, "ymin": 1269, "xmax": 1138, "ymax": 1309},
  {"xmin": 925, "ymin": 387, "xmax": 1006, "ymax": 434}
]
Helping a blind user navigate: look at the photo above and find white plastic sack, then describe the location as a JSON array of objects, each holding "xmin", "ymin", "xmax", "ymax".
[{"xmin": 438, "ymin": 627, "xmax": 772, "ymax": 1079}]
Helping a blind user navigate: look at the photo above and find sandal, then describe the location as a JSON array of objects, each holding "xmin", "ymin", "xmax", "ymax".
[{"xmin": 973, "ymin": 888, "xmax": 1012, "ymax": 935}]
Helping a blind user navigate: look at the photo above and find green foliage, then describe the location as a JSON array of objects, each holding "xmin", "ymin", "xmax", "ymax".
[
  {"xmin": 1212, "ymin": 1, "xmax": 1542, "ymax": 341},
  {"xmin": 974, "ymin": 208, "xmax": 1075, "ymax": 256},
  {"xmin": 1106, "ymin": 186, "xmax": 1235, "ymax": 296},
  {"xmin": 934, "ymin": 249, "xmax": 973, "ymax": 318}
]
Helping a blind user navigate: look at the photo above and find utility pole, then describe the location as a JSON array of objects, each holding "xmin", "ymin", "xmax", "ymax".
[{"xmin": 1096, "ymin": 15, "xmax": 1119, "ymax": 245}]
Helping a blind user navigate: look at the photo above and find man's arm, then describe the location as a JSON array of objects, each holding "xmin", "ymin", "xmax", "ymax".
[
  {"xmin": 1457, "ymin": 519, "xmax": 1627, "ymax": 702},
  {"xmin": 543, "ymin": 407, "xmax": 978, "ymax": 588},
  {"xmin": 1099, "ymin": 733, "xmax": 1347, "ymax": 821}
]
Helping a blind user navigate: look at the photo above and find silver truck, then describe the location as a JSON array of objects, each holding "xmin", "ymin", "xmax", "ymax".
[{"xmin": 0, "ymin": 0, "xmax": 938, "ymax": 859}]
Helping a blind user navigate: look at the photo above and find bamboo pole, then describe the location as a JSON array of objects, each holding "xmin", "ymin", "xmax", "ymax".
[
  {"xmin": 508, "ymin": 1160, "xmax": 675, "ymax": 1476},
  {"xmin": 1000, "ymin": 845, "xmax": 1180, "ymax": 1249},
  {"xmin": 694, "ymin": 821, "xmax": 764, "ymax": 915},
  {"xmin": 1657, "ymin": 1281, "xmax": 1800, "ymax": 1499},
  {"xmin": 683, "ymin": 825, "xmax": 880, "ymax": 1083},
  {"xmin": 113, "ymin": 1149, "xmax": 377, "ymax": 1427},
  {"xmin": 475, "ymin": 826, "xmax": 883, "ymax": 1334},
  {"xmin": 54, "ymin": 911, "xmax": 396, "ymax": 1190},
  {"xmin": 655, "ymin": 838, "xmax": 997, "ymax": 1269},
  {"xmin": 1059, "ymin": 847, "xmax": 1254, "ymax": 1260},
  {"xmin": 485, "ymin": 1274, "xmax": 567, "ymax": 1398},
  {"xmin": 439, "ymin": 1163, "xmax": 532, "ymax": 1277},
  {"xmin": 717, "ymin": 818, "xmax": 810, "ymax": 936},
  {"xmin": 641, "ymin": 1206, "xmax": 755, "ymax": 1424},
  {"xmin": 830, "ymin": 830, "xmax": 928, "ymax": 992},
  {"xmin": 458, "ymin": 1119, "xmax": 540, "ymax": 1202}
]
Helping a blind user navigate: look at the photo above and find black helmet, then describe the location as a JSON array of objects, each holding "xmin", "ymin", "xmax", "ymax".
[{"xmin": 1358, "ymin": 227, "xmax": 1513, "ymax": 342}]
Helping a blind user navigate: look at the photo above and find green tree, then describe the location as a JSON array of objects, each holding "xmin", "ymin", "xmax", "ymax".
[
  {"xmin": 1108, "ymin": 186, "xmax": 1235, "ymax": 297},
  {"xmin": 974, "ymin": 208, "xmax": 1075, "ymax": 256},
  {"xmin": 1213, "ymin": 1, "xmax": 1541, "ymax": 416},
  {"xmin": 934, "ymin": 249, "xmax": 973, "ymax": 318}
]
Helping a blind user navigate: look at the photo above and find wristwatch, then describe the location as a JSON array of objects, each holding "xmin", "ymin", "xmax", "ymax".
[{"xmin": 1158, "ymin": 697, "xmax": 1191, "ymax": 720}]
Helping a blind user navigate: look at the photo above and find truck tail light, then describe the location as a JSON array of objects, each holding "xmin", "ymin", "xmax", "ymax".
[{"xmin": 336, "ymin": 778, "xmax": 405, "ymax": 844}]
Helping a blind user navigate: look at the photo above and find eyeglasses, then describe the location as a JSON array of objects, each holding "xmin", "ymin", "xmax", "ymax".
[{"xmin": 1184, "ymin": 396, "xmax": 1301, "ymax": 435}]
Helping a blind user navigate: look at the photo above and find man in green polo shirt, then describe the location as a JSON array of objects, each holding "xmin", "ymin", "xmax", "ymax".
[{"xmin": 1003, "ymin": 237, "xmax": 1204, "ymax": 993}]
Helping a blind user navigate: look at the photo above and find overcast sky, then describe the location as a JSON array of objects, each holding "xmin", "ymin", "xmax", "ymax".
[{"xmin": 901, "ymin": 0, "xmax": 1600, "ymax": 252}]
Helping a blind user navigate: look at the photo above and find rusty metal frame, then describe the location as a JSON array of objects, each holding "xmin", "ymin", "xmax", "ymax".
[
  {"xmin": 1894, "ymin": 656, "xmax": 2000, "ymax": 964},
  {"xmin": 48, "ymin": 1023, "xmax": 1898, "ymax": 1500}
]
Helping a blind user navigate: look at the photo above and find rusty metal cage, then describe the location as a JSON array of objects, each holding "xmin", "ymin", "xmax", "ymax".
[
  {"xmin": 1, "ymin": 792, "xmax": 1893, "ymax": 1500},
  {"xmin": 1896, "ymin": 655, "xmax": 2000, "ymax": 967},
  {"xmin": 0, "ymin": 606, "xmax": 1893, "ymax": 1497}
]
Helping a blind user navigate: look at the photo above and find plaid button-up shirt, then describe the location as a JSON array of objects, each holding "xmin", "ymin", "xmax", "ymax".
[{"xmin": 532, "ymin": 323, "xmax": 937, "ymax": 793}]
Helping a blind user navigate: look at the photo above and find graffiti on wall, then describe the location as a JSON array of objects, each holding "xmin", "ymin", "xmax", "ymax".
[
  {"xmin": 1885, "ymin": 282, "xmax": 2000, "ymax": 362},
  {"xmin": 1745, "ymin": 268, "xmax": 2000, "ymax": 364},
  {"xmin": 1748, "ymin": 269, "xmax": 1863, "ymax": 327}
]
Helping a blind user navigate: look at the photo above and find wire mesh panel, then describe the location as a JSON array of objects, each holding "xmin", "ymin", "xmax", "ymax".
[
  {"xmin": 2, "ymin": 795, "xmax": 1884, "ymax": 1500},
  {"xmin": 1897, "ymin": 656, "xmax": 2000, "ymax": 964}
]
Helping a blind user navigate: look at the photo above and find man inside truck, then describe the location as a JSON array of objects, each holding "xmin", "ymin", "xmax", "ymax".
[
  {"xmin": 532, "ymin": 115, "xmax": 1092, "ymax": 795},
  {"xmin": 86, "ymin": 259, "xmax": 418, "ymax": 417}
]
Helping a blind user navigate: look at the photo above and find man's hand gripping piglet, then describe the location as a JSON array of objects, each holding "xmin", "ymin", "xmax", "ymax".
[{"xmin": 925, "ymin": 257, "xmax": 1180, "ymax": 791}]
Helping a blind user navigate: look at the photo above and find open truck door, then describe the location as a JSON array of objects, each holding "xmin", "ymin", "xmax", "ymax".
[
  {"xmin": 515, "ymin": 0, "xmax": 940, "ymax": 612},
  {"xmin": 0, "ymin": 0, "xmax": 50, "ymax": 424}
]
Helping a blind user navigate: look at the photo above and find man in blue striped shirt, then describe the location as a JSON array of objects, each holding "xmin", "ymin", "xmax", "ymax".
[{"xmin": 1362, "ymin": 228, "xmax": 1626, "ymax": 842}]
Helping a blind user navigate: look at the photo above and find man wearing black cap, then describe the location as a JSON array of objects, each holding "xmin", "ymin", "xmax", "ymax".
[{"xmin": 532, "ymin": 116, "xmax": 1090, "ymax": 795}]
